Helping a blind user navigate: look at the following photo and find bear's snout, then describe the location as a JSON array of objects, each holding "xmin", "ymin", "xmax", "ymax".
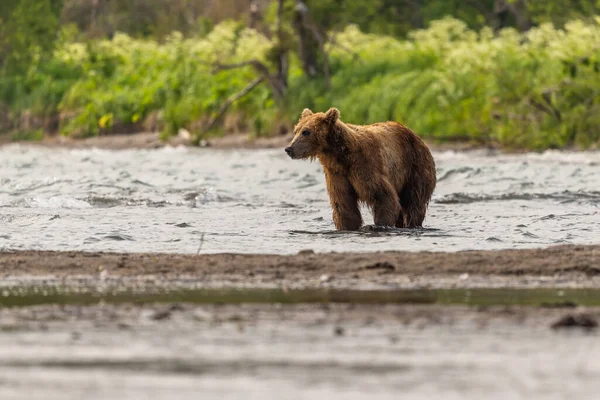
[{"xmin": 284, "ymin": 147, "xmax": 294, "ymax": 157}]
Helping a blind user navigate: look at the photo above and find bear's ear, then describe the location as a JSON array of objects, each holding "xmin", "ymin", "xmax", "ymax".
[
  {"xmin": 300, "ymin": 108, "xmax": 313, "ymax": 119},
  {"xmin": 324, "ymin": 107, "xmax": 340, "ymax": 125}
]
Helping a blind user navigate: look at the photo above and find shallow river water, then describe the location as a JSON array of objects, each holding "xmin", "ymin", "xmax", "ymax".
[
  {"xmin": 1, "ymin": 144, "xmax": 600, "ymax": 254},
  {"xmin": 2, "ymin": 143, "xmax": 600, "ymax": 399},
  {"xmin": 0, "ymin": 301, "xmax": 599, "ymax": 400}
]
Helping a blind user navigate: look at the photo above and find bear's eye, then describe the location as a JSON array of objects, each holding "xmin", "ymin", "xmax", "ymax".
[{"xmin": 302, "ymin": 129, "xmax": 311, "ymax": 137}]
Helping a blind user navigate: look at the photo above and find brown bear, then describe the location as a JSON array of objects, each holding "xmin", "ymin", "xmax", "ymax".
[{"xmin": 285, "ymin": 107, "xmax": 436, "ymax": 230}]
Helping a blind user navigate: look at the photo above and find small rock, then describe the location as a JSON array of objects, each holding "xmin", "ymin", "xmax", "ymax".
[
  {"xmin": 183, "ymin": 192, "xmax": 199, "ymax": 201},
  {"xmin": 151, "ymin": 304, "xmax": 185, "ymax": 321},
  {"xmin": 152, "ymin": 310, "xmax": 172, "ymax": 321},
  {"xmin": 334, "ymin": 326, "xmax": 345, "ymax": 336},
  {"xmin": 364, "ymin": 262, "xmax": 395, "ymax": 271},
  {"xmin": 177, "ymin": 128, "xmax": 191, "ymax": 140},
  {"xmin": 459, "ymin": 273, "xmax": 470, "ymax": 280},
  {"xmin": 551, "ymin": 314, "xmax": 598, "ymax": 330},
  {"xmin": 319, "ymin": 274, "xmax": 333, "ymax": 283}
]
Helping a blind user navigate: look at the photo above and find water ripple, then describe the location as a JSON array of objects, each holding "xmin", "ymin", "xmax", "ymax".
[
  {"xmin": 2, "ymin": 146, "xmax": 600, "ymax": 254},
  {"xmin": 436, "ymin": 190, "xmax": 600, "ymax": 205}
]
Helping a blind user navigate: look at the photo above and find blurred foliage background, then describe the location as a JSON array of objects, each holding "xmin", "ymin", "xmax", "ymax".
[{"xmin": 1, "ymin": 0, "xmax": 600, "ymax": 149}]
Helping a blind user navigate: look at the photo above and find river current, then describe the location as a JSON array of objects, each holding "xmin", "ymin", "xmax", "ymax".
[{"xmin": 1, "ymin": 144, "xmax": 599, "ymax": 254}]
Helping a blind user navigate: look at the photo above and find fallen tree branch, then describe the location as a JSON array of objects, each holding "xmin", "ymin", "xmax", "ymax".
[
  {"xmin": 212, "ymin": 59, "xmax": 270, "ymax": 75},
  {"xmin": 203, "ymin": 76, "xmax": 265, "ymax": 134},
  {"xmin": 212, "ymin": 59, "xmax": 285, "ymax": 103},
  {"xmin": 327, "ymin": 32, "xmax": 363, "ymax": 63},
  {"xmin": 528, "ymin": 86, "xmax": 562, "ymax": 123}
]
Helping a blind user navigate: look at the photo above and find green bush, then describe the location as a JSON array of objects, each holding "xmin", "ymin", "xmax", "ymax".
[
  {"xmin": 2, "ymin": 17, "xmax": 600, "ymax": 149},
  {"xmin": 57, "ymin": 22, "xmax": 275, "ymax": 137},
  {"xmin": 11, "ymin": 129, "xmax": 44, "ymax": 142},
  {"xmin": 290, "ymin": 18, "xmax": 600, "ymax": 149}
]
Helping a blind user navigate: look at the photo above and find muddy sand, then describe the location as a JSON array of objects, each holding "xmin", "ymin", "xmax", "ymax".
[
  {"xmin": 2, "ymin": 244, "xmax": 600, "ymax": 289},
  {"xmin": 2, "ymin": 246, "xmax": 600, "ymax": 399},
  {"xmin": 1, "ymin": 302, "xmax": 599, "ymax": 400}
]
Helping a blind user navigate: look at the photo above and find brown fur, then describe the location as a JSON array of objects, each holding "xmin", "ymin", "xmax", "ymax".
[{"xmin": 285, "ymin": 107, "xmax": 436, "ymax": 230}]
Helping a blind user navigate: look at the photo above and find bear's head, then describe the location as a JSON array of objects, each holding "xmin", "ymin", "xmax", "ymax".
[{"xmin": 285, "ymin": 107, "xmax": 340, "ymax": 160}]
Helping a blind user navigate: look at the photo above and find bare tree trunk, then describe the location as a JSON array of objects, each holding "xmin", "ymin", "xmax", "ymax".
[
  {"xmin": 293, "ymin": 1, "xmax": 330, "ymax": 87},
  {"xmin": 293, "ymin": 1, "xmax": 319, "ymax": 77},
  {"xmin": 275, "ymin": 0, "xmax": 288, "ymax": 88},
  {"xmin": 90, "ymin": 0, "xmax": 99, "ymax": 32},
  {"xmin": 494, "ymin": 0, "xmax": 533, "ymax": 31},
  {"xmin": 248, "ymin": 0, "xmax": 262, "ymax": 30}
]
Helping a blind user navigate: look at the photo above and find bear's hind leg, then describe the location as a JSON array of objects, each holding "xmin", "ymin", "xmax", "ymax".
[
  {"xmin": 395, "ymin": 206, "xmax": 405, "ymax": 228},
  {"xmin": 371, "ymin": 182, "xmax": 401, "ymax": 228},
  {"xmin": 402, "ymin": 204, "xmax": 425, "ymax": 228},
  {"xmin": 399, "ymin": 187, "xmax": 427, "ymax": 228}
]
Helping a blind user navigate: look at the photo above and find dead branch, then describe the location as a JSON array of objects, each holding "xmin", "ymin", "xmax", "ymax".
[
  {"xmin": 529, "ymin": 99, "xmax": 556, "ymax": 119},
  {"xmin": 203, "ymin": 76, "xmax": 265, "ymax": 134},
  {"xmin": 199, "ymin": 0, "xmax": 290, "ymax": 139},
  {"xmin": 213, "ymin": 59, "xmax": 269, "ymax": 75},
  {"xmin": 541, "ymin": 92, "xmax": 561, "ymax": 122},
  {"xmin": 528, "ymin": 86, "xmax": 562, "ymax": 122},
  {"xmin": 327, "ymin": 32, "xmax": 363, "ymax": 63},
  {"xmin": 212, "ymin": 58, "xmax": 285, "ymax": 102}
]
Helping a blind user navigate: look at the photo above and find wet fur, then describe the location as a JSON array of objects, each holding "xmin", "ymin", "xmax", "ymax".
[{"xmin": 287, "ymin": 108, "xmax": 436, "ymax": 230}]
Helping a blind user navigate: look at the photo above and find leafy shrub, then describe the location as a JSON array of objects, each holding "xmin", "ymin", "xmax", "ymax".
[
  {"xmin": 2, "ymin": 17, "xmax": 600, "ymax": 149},
  {"xmin": 289, "ymin": 17, "xmax": 600, "ymax": 149}
]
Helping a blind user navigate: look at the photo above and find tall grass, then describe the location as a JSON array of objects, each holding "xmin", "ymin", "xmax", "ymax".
[{"xmin": 1, "ymin": 17, "xmax": 600, "ymax": 149}]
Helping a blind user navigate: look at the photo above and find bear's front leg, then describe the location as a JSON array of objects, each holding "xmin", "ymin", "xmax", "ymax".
[{"xmin": 325, "ymin": 172, "xmax": 362, "ymax": 231}]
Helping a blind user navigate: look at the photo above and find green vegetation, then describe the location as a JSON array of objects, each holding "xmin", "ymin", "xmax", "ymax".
[{"xmin": 1, "ymin": 1, "xmax": 600, "ymax": 150}]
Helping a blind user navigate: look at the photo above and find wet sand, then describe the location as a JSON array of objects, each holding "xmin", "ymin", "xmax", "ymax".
[
  {"xmin": 2, "ymin": 247, "xmax": 600, "ymax": 398},
  {"xmin": 2, "ymin": 244, "xmax": 599, "ymax": 289},
  {"xmin": 1, "ymin": 302, "xmax": 599, "ymax": 400}
]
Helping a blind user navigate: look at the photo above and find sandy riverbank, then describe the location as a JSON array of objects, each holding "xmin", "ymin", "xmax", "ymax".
[
  {"xmin": 2, "ymin": 245, "xmax": 600, "ymax": 399},
  {"xmin": 1, "ymin": 244, "xmax": 599, "ymax": 289},
  {"xmin": 1, "ymin": 131, "xmax": 492, "ymax": 152}
]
